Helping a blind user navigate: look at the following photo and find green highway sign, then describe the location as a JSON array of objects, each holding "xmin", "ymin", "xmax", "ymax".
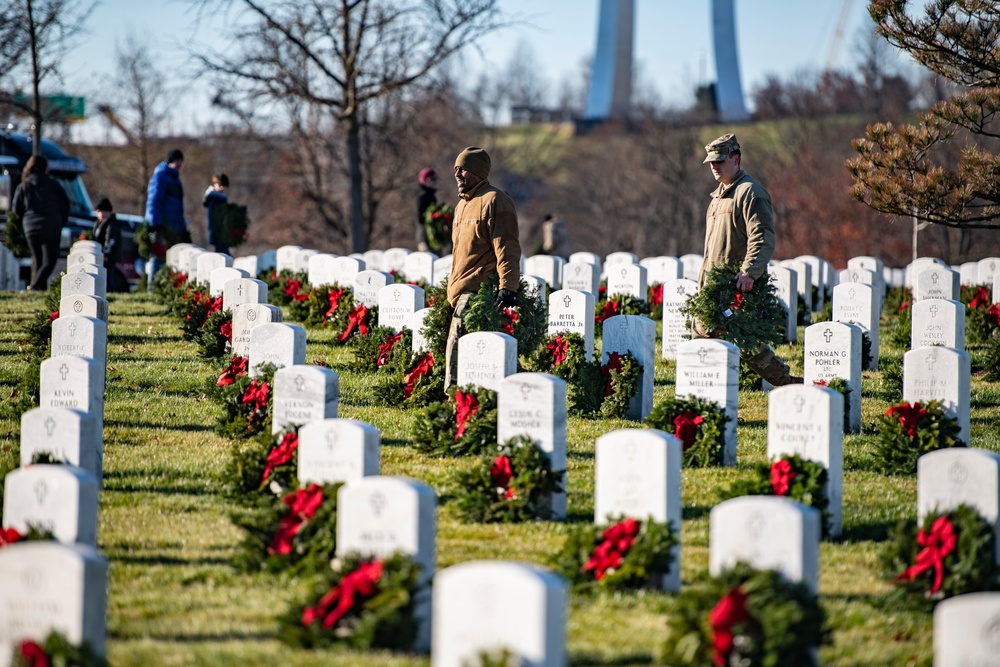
[{"xmin": 13, "ymin": 93, "xmax": 86, "ymax": 121}]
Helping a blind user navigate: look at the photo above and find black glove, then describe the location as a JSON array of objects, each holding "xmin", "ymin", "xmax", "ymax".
[{"xmin": 493, "ymin": 288, "xmax": 518, "ymax": 312}]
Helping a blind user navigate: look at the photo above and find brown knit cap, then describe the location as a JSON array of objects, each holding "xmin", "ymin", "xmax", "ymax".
[{"xmin": 455, "ymin": 146, "xmax": 491, "ymax": 180}]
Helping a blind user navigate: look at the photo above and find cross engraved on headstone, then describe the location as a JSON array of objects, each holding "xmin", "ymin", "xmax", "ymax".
[
  {"xmin": 823, "ymin": 328, "xmax": 833, "ymax": 343},
  {"xmin": 746, "ymin": 512, "xmax": 766, "ymax": 540},
  {"xmin": 295, "ymin": 375, "xmax": 305, "ymax": 391},
  {"xmin": 237, "ymin": 284, "xmax": 243, "ymax": 296},
  {"xmin": 520, "ymin": 384, "xmax": 532, "ymax": 401},
  {"xmin": 851, "ymin": 271, "xmax": 858, "ymax": 282},
  {"xmin": 697, "ymin": 347, "xmax": 709, "ymax": 363},
  {"xmin": 21, "ymin": 568, "xmax": 44, "ymax": 591},
  {"xmin": 794, "ymin": 395, "xmax": 806, "ymax": 413},
  {"xmin": 68, "ymin": 323, "xmax": 77, "ymax": 336},
  {"xmin": 59, "ymin": 364, "xmax": 69, "ymax": 381},
  {"xmin": 929, "ymin": 304, "xmax": 939, "ymax": 318},
  {"xmin": 619, "ymin": 318, "xmax": 628, "ymax": 334},
  {"xmin": 325, "ymin": 430, "xmax": 338, "ymax": 451},
  {"xmin": 74, "ymin": 275, "xmax": 83, "ymax": 287},
  {"xmin": 393, "ymin": 290, "xmax": 401, "ymax": 302},
  {"xmin": 247, "ymin": 309, "xmax": 257, "ymax": 322},
  {"xmin": 477, "ymin": 340, "xmax": 486, "ymax": 356},
  {"xmin": 563, "ymin": 295, "xmax": 571, "ymax": 308},
  {"xmin": 926, "ymin": 355, "xmax": 937, "ymax": 371},
  {"xmin": 73, "ymin": 299, "xmax": 83, "ymax": 313},
  {"xmin": 931, "ymin": 272, "xmax": 939, "ymax": 284},
  {"xmin": 44, "ymin": 417, "xmax": 56, "ymax": 436},
  {"xmin": 34, "ymin": 480, "xmax": 49, "ymax": 505},
  {"xmin": 624, "ymin": 441, "xmax": 637, "ymax": 462},
  {"xmin": 948, "ymin": 461, "xmax": 969, "ymax": 485},
  {"xmin": 370, "ymin": 491, "xmax": 387, "ymax": 517},
  {"xmin": 848, "ymin": 288, "xmax": 857, "ymax": 300}
]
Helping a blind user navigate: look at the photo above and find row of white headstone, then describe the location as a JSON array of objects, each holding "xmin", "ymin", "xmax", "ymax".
[
  {"xmin": 0, "ymin": 243, "xmax": 20, "ymax": 290},
  {"xmin": 1, "ymin": 239, "xmax": 114, "ymax": 666}
]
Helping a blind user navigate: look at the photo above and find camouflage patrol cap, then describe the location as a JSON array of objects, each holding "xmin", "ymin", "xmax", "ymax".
[{"xmin": 703, "ymin": 133, "xmax": 741, "ymax": 163}]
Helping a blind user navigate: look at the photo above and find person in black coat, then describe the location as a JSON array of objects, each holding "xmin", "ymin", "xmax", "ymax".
[
  {"xmin": 415, "ymin": 167, "xmax": 438, "ymax": 252},
  {"xmin": 11, "ymin": 155, "xmax": 69, "ymax": 291},
  {"xmin": 93, "ymin": 197, "xmax": 126, "ymax": 292}
]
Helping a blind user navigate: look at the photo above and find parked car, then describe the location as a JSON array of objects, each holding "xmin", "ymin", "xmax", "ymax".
[{"xmin": 0, "ymin": 128, "xmax": 142, "ymax": 286}]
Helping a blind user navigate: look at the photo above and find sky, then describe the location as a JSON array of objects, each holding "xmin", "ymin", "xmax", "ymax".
[{"xmin": 49, "ymin": 0, "xmax": 898, "ymax": 140}]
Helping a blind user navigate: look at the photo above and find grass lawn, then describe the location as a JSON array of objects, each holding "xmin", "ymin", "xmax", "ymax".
[{"xmin": 1, "ymin": 287, "xmax": 997, "ymax": 667}]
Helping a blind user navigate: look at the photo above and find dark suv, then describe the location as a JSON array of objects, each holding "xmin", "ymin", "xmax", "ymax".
[{"xmin": 0, "ymin": 129, "xmax": 141, "ymax": 285}]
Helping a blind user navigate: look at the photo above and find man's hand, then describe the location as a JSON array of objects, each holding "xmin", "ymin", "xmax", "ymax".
[
  {"xmin": 493, "ymin": 288, "xmax": 517, "ymax": 312},
  {"xmin": 735, "ymin": 271, "xmax": 755, "ymax": 292}
]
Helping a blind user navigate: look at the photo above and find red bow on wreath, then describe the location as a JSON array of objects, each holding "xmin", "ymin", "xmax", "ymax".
[
  {"xmin": 261, "ymin": 432, "xmax": 299, "ymax": 487},
  {"xmin": 491, "ymin": 455, "xmax": 517, "ymax": 499},
  {"xmin": 731, "ymin": 291, "xmax": 744, "ymax": 309},
  {"xmin": 0, "ymin": 526, "xmax": 23, "ymax": 547},
  {"xmin": 547, "ymin": 335, "xmax": 569, "ymax": 366},
  {"xmin": 217, "ymin": 356, "xmax": 248, "ymax": 386},
  {"xmin": 48, "ymin": 310, "xmax": 59, "ymax": 321},
  {"xmin": 324, "ymin": 288, "xmax": 345, "ymax": 323},
  {"xmin": 709, "ymin": 587, "xmax": 750, "ymax": 666},
  {"xmin": 284, "ymin": 279, "xmax": 309, "ymax": 302},
  {"xmin": 268, "ymin": 483, "xmax": 324, "ymax": 556},
  {"xmin": 770, "ymin": 459, "xmax": 796, "ymax": 496},
  {"xmin": 220, "ymin": 320, "xmax": 233, "ymax": 342},
  {"xmin": 242, "ymin": 380, "xmax": 269, "ymax": 410},
  {"xmin": 377, "ymin": 332, "xmax": 403, "ymax": 367},
  {"xmin": 897, "ymin": 515, "xmax": 957, "ymax": 594},
  {"xmin": 649, "ymin": 284, "xmax": 664, "ymax": 305},
  {"xmin": 17, "ymin": 640, "xmax": 49, "ymax": 667},
  {"xmin": 173, "ymin": 272, "xmax": 188, "ymax": 288},
  {"xmin": 502, "ymin": 307, "xmax": 519, "ymax": 335},
  {"xmin": 969, "ymin": 287, "xmax": 991, "ymax": 310},
  {"xmin": 403, "ymin": 352, "xmax": 434, "ymax": 399},
  {"xmin": 301, "ymin": 560, "xmax": 384, "ymax": 630},
  {"xmin": 582, "ymin": 518, "xmax": 641, "ymax": 580},
  {"xmin": 339, "ymin": 305, "xmax": 369, "ymax": 342},
  {"xmin": 673, "ymin": 412, "xmax": 704, "ymax": 451},
  {"xmin": 885, "ymin": 402, "xmax": 927, "ymax": 438},
  {"xmin": 455, "ymin": 390, "xmax": 479, "ymax": 439},
  {"xmin": 988, "ymin": 303, "xmax": 1000, "ymax": 328},
  {"xmin": 595, "ymin": 300, "xmax": 619, "ymax": 324},
  {"xmin": 600, "ymin": 352, "xmax": 624, "ymax": 397}
]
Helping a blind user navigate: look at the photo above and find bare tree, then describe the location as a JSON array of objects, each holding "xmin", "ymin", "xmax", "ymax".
[
  {"xmin": 0, "ymin": 0, "xmax": 94, "ymax": 151},
  {"xmin": 194, "ymin": 0, "xmax": 506, "ymax": 252}
]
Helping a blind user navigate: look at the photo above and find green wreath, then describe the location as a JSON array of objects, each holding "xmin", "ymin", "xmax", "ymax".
[
  {"xmin": 452, "ymin": 435, "xmax": 565, "ymax": 523},
  {"xmin": 594, "ymin": 294, "xmax": 650, "ymax": 329},
  {"xmin": 231, "ymin": 482, "xmax": 340, "ymax": 575},
  {"xmin": 554, "ymin": 516, "xmax": 678, "ymax": 591},
  {"xmin": 463, "ymin": 276, "xmax": 547, "ymax": 358},
  {"xmin": 661, "ymin": 563, "xmax": 829, "ymax": 667},
  {"xmin": 423, "ymin": 202, "xmax": 454, "ymax": 252},
  {"xmin": 883, "ymin": 504, "xmax": 1000, "ymax": 602},
  {"xmin": 279, "ymin": 551, "xmax": 424, "ymax": 651},
  {"xmin": 599, "ymin": 351, "xmax": 642, "ymax": 419},
  {"xmin": 4, "ymin": 211, "xmax": 29, "ymax": 257},
  {"xmin": 646, "ymin": 395, "xmax": 729, "ymax": 467},
  {"xmin": 681, "ymin": 264, "xmax": 785, "ymax": 353},
  {"xmin": 721, "ymin": 453, "xmax": 832, "ymax": 536},
  {"xmin": 352, "ymin": 326, "xmax": 413, "ymax": 374},
  {"xmin": 209, "ymin": 360, "xmax": 276, "ymax": 440},
  {"xmin": 10, "ymin": 631, "xmax": 107, "ymax": 667},
  {"xmin": 810, "ymin": 377, "xmax": 852, "ymax": 433},
  {"xmin": 983, "ymin": 332, "xmax": 1000, "ymax": 382},
  {"xmin": 374, "ymin": 350, "xmax": 443, "ymax": 407},
  {"xmin": 196, "ymin": 308, "xmax": 232, "ymax": 359},
  {"xmin": 412, "ymin": 385, "xmax": 498, "ymax": 457},
  {"xmin": 211, "ymin": 201, "xmax": 250, "ymax": 248},
  {"xmin": 874, "ymin": 399, "xmax": 964, "ymax": 475},
  {"xmin": 521, "ymin": 333, "xmax": 604, "ymax": 415}
]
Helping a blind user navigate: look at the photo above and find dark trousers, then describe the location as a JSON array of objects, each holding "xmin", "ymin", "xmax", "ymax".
[{"xmin": 25, "ymin": 230, "xmax": 61, "ymax": 291}]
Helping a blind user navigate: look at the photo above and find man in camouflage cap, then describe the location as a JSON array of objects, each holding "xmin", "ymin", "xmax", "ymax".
[{"xmin": 697, "ymin": 133, "xmax": 801, "ymax": 386}]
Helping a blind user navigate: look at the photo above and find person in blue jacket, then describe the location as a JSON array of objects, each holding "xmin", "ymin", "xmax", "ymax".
[{"xmin": 144, "ymin": 148, "xmax": 188, "ymax": 289}]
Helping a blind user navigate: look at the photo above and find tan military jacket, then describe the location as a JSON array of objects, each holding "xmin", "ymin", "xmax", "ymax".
[
  {"xmin": 447, "ymin": 179, "xmax": 522, "ymax": 306},
  {"xmin": 699, "ymin": 170, "xmax": 775, "ymax": 286}
]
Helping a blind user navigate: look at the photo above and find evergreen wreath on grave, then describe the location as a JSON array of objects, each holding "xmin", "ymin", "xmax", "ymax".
[
  {"xmin": 178, "ymin": 289, "xmax": 224, "ymax": 342},
  {"xmin": 287, "ymin": 283, "xmax": 351, "ymax": 327},
  {"xmin": 452, "ymin": 435, "xmax": 564, "ymax": 523},
  {"xmin": 423, "ymin": 202, "xmax": 454, "ymax": 252},
  {"xmin": 883, "ymin": 286, "xmax": 912, "ymax": 319},
  {"xmin": 196, "ymin": 308, "xmax": 232, "ymax": 359},
  {"xmin": 681, "ymin": 264, "xmax": 785, "ymax": 354},
  {"xmin": 646, "ymin": 395, "xmax": 729, "ymax": 468},
  {"xmin": 648, "ymin": 283, "xmax": 664, "ymax": 321},
  {"xmin": 961, "ymin": 285, "xmax": 1000, "ymax": 344},
  {"xmin": 463, "ymin": 276, "xmax": 547, "ymax": 357},
  {"xmin": 890, "ymin": 297, "xmax": 913, "ymax": 347},
  {"xmin": 412, "ymin": 386, "xmax": 498, "ymax": 457},
  {"xmin": 209, "ymin": 358, "xmax": 276, "ymax": 439},
  {"xmin": 594, "ymin": 294, "xmax": 649, "ymax": 326},
  {"xmin": 661, "ymin": 562, "xmax": 829, "ymax": 667},
  {"xmin": 279, "ymin": 551, "xmax": 424, "ymax": 651},
  {"xmin": 599, "ymin": 351, "xmax": 642, "ymax": 419},
  {"xmin": 412, "ymin": 282, "xmax": 453, "ymax": 361},
  {"xmin": 878, "ymin": 353, "xmax": 904, "ymax": 401},
  {"xmin": 352, "ymin": 326, "xmax": 413, "ymax": 374},
  {"xmin": 266, "ymin": 270, "xmax": 309, "ymax": 308},
  {"xmin": 15, "ymin": 281, "xmax": 62, "ymax": 408},
  {"xmin": 10, "ymin": 631, "xmax": 107, "ymax": 667},
  {"xmin": 374, "ymin": 350, "xmax": 443, "ymax": 406},
  {"xmin": 210, "ymin": 201, "xmax": 250, "ymax": 249},
  {"xmin": 330, "ymin": 302, "xmax": 378, "ymax": 345},
  {"xmin": 231, "ymin": 482, "xmax": 340, "ymax": 574},
  {"xmin": 883, "ymin": 504, "xmax": 1000, "ymax": 601},
  {"xmin": 134, "ymin": 221, "xmax": 170, "ymax": 260},
  {"xmin": 983, "ymin": 332, "xmax": 1000, "ymax": 382},
  {"xmin": 721, "ymin": 453, "xmax": 832, "ymax": 536},
  {"xmin": 874, "ymin": 399, "xmax": 964, "ymax": 474},
  {"xmin": 0, "ymin": 524, "xmax": 56, "ymax": 548},
  {"xmin": 522, "ymin": 333, "xmax": 604, "ymax": 415},
  {"xmin": 255, "ymin": 426, "xmax": 302, "ymax": 495},
  {"xmin": 4, "ymin": 211, "xmax": 29, "ymax": 257},
  {"xmin": 466, "ymin": 649, "xmax": 519, "ymax": 667},
  {"xmin": 554, "ymin": 516, "xmax": 678, "ymax": 591},
  {"xmin": 151, "ymin": 267, "xmax": 189, "ymax": 311},
  {"xmin": 811, "ymin": 377, "xmax": 852, "ymax": 433}
]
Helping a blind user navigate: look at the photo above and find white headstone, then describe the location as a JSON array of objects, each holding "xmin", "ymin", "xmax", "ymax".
[
  {"xmin": 640, "ymin": 256, "xmax": 682, "ymax": 286},
  {"xmin": 456, "ymin": 332, "xmax": 517, "ymax": 391},
  {"xmin": 51, "ymin": 316, "xmax": 107, "ymax": 367},
  {"xmin": 767, "ymin": 385, "xmax": 844, "ymax": 536},
  {"xmin": 796, "ymin": 255, "xmax": 829, "ymax": 311},
  {"xmin": 768, "ymin": 265, "xmax": 798, "ymax": 343},
  {"xmin": 547, "ymin": 289, "xmax": 595, "ymax": 362},
  {"xmin": 568, "ymin": 251, "xmax": 600, "ymax": 266},
  {"xmin": 497, "ymin": 373, "xmax": 568, "ymax": 519},
  {"xmin": 362, "ymin": 249, "xmax": 385, "ymax": 272},
  {"xmin": 60, "ymin": 271, "xmax": 106, "ymax": 300},
  {"xmin": 710, "ymin": 496, "xmax": 821, "ymax": 592},
  {"xmin": 166, "ymin": 243, "xmax": 195, "ymax": 270},
  {"xmin": 404, "ymin": 251, "xmax": 438, "ymax": 284},
  {"xmin": 933, "ymin": 592, "xmax": 1000, "ymax": 666},
  {"xmin": 231, "ymin": 303, "xmax": 282, "ymax": 359},
  {"xmin": 2, "ymin": 465, "xmax": 99, "ymax": 546},
  {"xmin": 353, "ymin": 270, "xmax": 393, "ymax": 308},
  {"xmin": 248, "ymin": 323, "xmax": 306, "ymax": 376},
  {"xmin": 271, "ymin": 365, "xmax": 339, "ymax": 434},
  {"xmin": 66, "ymin": 262, "xmax": 107, "ymax": 283},
  {"xmin": 918, "ymin": 448, "xmax": 1000, "ymax": 563},
  {"xmin": 223, "ymin": 277, "xmax": 267, "ymax": 312},
  {"xmin": 71, "ymin": 240, "xmax": 102, "ymax": 255},
  {"xmin": 914, "ymin": 266, "xmax": 960, "ymax": 302},
  {"xmin": 39, "ymin": 356, "xmax": 103, "ymax": 436},
  {"xmin": 561, "ymin": 261, "xmax": 599, "ymax": 294},
  {"xmin": 232, "ymin": 255, "xmax": 259, "ymax": 277},
  {"xmin": 780, "ymin": 258, "xmax": 813, "ymax": 316},
  {"xmin": 978, "ymin": 257, "xmax": 1000, "ymax": 285},
  {"xmin": 332, "ymin": 256, "xmax": 365, "ymax": 287},
  {"xmin": 832, "ymin": 282, "xmax": 879, "ymax": 370},
  {"xmin": 275, "ymin": 245, "xmax": 303, "ymax": 274},
  {"xmin": 66, "ymin": 251, "xmax": 102, "ymax": 269},
  {"xmin": 903, "ymin": 346, "xmax": 971, "ymax": 444},
  {"xmin": 297, "ymin": 419, "xmax": 380, "ymax": 485},
  {"xmin": 522, "ymin": 275, "xmax": 548, "ymax": 306},
  {"xmin": 959, "ymin": 261, "xmax": 979, "ymax": 287},
  {"xmin": 306, "ymin": 253, "xmax": 338, "ymax": 287},
  {"xmin": 524, "ymin": 255, "xmax": 564, "ymax": 290},
  {"xmin": 432, "ymin": 255, "xmax": 453, "ymax": 286},
  {"xmin": 20, "ymin": 407, "xmax": 101, "ymax": 483},
  {"xmin": 594, "ymin": 428, "xmax": 682, "ymax": 590},
  {"xmin": 59, "ymin": 294, "xmax": 108, "ymax": 325},
  {"xmin": 606, "ymin": 263, "xmax": 647, "ymax": 302},
  {"xmin": 257, "ymin": 249, "xmax": 277, "ymax": 273},
  {"xmin": 432, "ymin": 561, "xmax": 566, "ymax": 667},
  {"xmin": 911, "ymin": 299, "xmax": 965, "ymax": 351},
  {"xmin": 378, "ymin": 284, "xmax": 425, "ymax": 333},
  {"xmin": 907, "ymin": 257, "xmax": 945, "ymax": 288},
  {"xmin": 675, "ymin": 339, "xmax": 739, "ymax": 464},
  {"xmin": 179, "ymin": 247, "xmax": 207, "ymax": 278},
  {"xmin": 601, "ymin": 315, "xmax": 656, "ymax": 420},
  {"xmin": 196, "ymin": 252, "xmax": 232, "ymax": 286},
  {"xmin": 605, "ymin": 251, "xmax": 637, "ymax": 267},
  {"xmin": 803, "ymin": 322, "xmax": 862, "ymax": 433},
  {"xmin": 293, "ymin": 248, "xmax": 319, "ymax": 274},
  {"xmin": 661, "ymin": 278, "xmax": 698, "ymax": 360},
  {"xmin": 0, "ymin": 543, "xmax": 107, "ymax": 666},
  {"xmin": 383, "ymin": 247, "xmax": 412, "ymax": 274},
  {"xmin": 209, "ymin": 266, "xmax": 248, "ymax": 298},
  {"xmin": 847, "ymin": 255, "xmax": 885, "ymax": 277},
  {"xmin": 410, "ymin": 307, "xmax": 432, "ymax": 353}
]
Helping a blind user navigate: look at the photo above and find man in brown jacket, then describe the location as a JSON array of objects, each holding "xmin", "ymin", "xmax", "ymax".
[
  {"xmin": 445, "ymin": 146, "xmax": 522, "ymax": 389},
  {"xmin": 697, "ymin": 133, "xmax": 800, "ymax": 386}
]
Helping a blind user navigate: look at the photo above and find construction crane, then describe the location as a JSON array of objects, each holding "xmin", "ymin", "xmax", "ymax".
[{"xmin": 824, "ymin": 0, "xmax": 854, "ymax": 72}]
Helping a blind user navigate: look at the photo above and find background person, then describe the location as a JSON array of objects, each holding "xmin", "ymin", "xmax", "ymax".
[
  {"xmin": 415, "ymin": 167, "xmax": 438, "ymax": 252},
  {"xmin": 145, "ymin": 148, "xmax": 188, "ymax": 289},
  {"xmin": 203, "ymin": 173, "xmax": 230, "ymax": 254},
  {"xmin": 93, "ymin": 197, "xmax": 125, "ymax": 292},
  {"xmin": 11, "ymin": 155, "xmax": 68, "ymax": 291}
]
